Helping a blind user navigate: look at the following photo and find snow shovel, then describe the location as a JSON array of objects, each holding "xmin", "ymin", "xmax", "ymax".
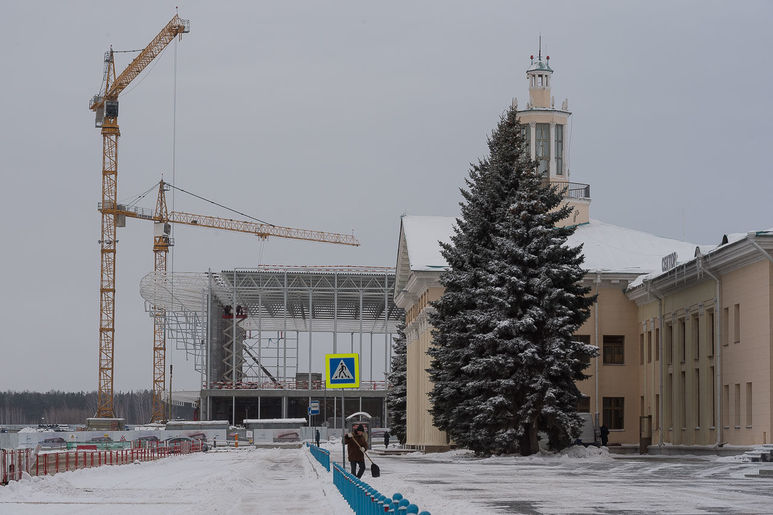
[{"xmin": 361, "ymin": 447, "xmax": 381, "ymax": 477}]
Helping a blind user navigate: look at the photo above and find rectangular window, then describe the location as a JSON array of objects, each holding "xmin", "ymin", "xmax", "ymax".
[
  {"xmin": 679, "ymin": 318, "xmax": 686, "ymax": 363},
  {"xmin": 640, "ymin": 396, "xmax": 645, "ymax": 416},
  {"xmin": 577, "ymin": 396, "xmax": 590, "ymax": 413},
  {"xmin": 520, "ymin": 124, "xmax": 530, "ymax": 155},
  {"xmin": 694, "ymin": 369, "xmax": 700, "ymax": 428},
  {"xmin": 722, "ymin": 384, "xmax": 729, "ymax": 428},
  {"xmin": 603, "ymin": 335, "xmax": 625, "ymax": 365},
  {"xmin": 710, "ymin": 366, "xmax": 716, "ymax": 427},
  {"xmin": 734, "ymin": 384, "xmax": 741, "ymax": 427},
  {"xmin": 692, "ymin": 315, "xmax": 700, "ymax": 360},
  {"xmin": 639, "ymin": 333, "xmax": 644, "ymax": 365},
  {"xmin": 690, "ymin": 315, "xmax": 701, "ymax": 359},
  {"xmin": 722, "ymin": 308, "xmax": 729, "ymax": 346},
  {"xmin": 555, "ymin": 124, "xmax": 564, "ymax": 175},
  {"xmin": 647, "ymin": 330, "xmax": 652, "ymax": 363},
  {"xmin": 655, "ymin": 328, "xmax": 660, "ymax": 361},
  {"xmin": 666, "ymin": 374, "xmax": 673, "ymax": 430},
  {"xmin": 681, "ymin": 371, "xmax": 687, "ymax": 429},
  {"xmin": 535, "ymin": 123, "xmax": 550, "ymax": 174},
  {"xmin": 603, "ymin": 397, "xmax": 625, "ymax": 430},
  {"xmin": 574, "ymin": 335, "xmax": 592, "ymax": 371},
  {"xmin": 733, "ymin": 304, "xmax": 740, "ymax": 343},
  {"xmin": 707, "ymin": 311, "xmax": 714, "ymax": 357},
  {"xmin": 666, "ymin": 324, "xmax": 673, "ymax": 364},
  {"xmin": 746, "ymin": 382, "xmax": 752, "ymax": 427}
]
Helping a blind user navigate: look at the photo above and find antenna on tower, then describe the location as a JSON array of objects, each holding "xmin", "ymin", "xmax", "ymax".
[{"xmin": 538, "ymin": 34, "xmax": 542, "ymax": 60}]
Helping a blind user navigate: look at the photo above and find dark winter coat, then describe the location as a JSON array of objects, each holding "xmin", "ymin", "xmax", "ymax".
[{"xmin": 344, "ymin": 432, "xmax": 368, "ymax": 462}]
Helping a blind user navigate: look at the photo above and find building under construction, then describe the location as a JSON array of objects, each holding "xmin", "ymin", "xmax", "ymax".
[{"xmin": 140, "ymin": 266, "xmax": 402, "ymax": 428}]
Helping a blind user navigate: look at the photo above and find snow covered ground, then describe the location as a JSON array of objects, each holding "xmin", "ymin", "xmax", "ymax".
[
  {"xmin": 2, "ymin": 444, "xmax": 773, "ymax": 514},
  {"xmin": 0, "ymin": 447, "xmax": 350, "ymax": 514},
  {"xmin": 359, "ymin": 446, "xmax": 773, "ymax": 514}
]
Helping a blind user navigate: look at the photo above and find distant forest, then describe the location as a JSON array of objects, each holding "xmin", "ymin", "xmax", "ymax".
[{"xmin": 0, "ymin": 390, "xmax": 153, "ymax": 425}]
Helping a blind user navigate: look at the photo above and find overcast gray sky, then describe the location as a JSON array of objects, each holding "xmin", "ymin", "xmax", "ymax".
[{"xmin": 1, "ymin": 1, "xmax": 771, "ymax": 393}]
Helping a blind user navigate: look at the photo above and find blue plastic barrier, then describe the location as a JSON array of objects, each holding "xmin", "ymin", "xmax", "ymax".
[
  {"xmin": 306, "ymin": 442, "xmax": 330, "ymax": 471},
  {"xmin": 332, "ymin": 462, "xmax": 430, "ymax": 515}
]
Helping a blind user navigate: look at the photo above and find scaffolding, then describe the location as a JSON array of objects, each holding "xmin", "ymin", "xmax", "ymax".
[{"xmin": 139, "ymin": 265, "xmax": 403, "ymax": 425}]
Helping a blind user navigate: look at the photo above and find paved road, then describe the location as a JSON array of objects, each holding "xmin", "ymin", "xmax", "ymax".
[{"xmin": 370, "ymin": 450, "xmax": 773, "ymax": 514}]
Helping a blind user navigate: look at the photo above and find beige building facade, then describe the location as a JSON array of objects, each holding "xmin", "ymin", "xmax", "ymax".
[
  {"xmin": 394, "ymin": 52, "xmax": 773, "ymax": 450},
  {"xmin": 629, "ymin": 232, "xmax": 773, "ymax": 447}
]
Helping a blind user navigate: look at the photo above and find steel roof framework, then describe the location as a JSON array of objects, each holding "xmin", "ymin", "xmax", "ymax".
[{"xmin": 139, "ymin": 267, "xmax": 403, "ymax": 398}]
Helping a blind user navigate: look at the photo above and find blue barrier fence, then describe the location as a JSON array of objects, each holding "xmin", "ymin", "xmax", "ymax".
[
  {"xmin": 331, "ymin": 462, "xmax": 430, "ymax": 515},
  {"xmin": 305, "ymin": 443, "xmax": 330, "ymax": 471}
]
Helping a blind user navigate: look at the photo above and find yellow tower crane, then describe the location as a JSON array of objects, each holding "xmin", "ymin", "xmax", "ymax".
[
  {"xmin": 115, "ymin": 181, "xmax": 359, "ymax": 422},
  {"xmin": 89, "ymin": 14, "xmax": 360, "ymax": 422},
  {"xmin": 89, "ymin": 14, "xmax": 190, "ymax": 419}
]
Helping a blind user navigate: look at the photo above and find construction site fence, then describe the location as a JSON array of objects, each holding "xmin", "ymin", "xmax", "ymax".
[
  {"xmin": 332, "ymin": 462, "xmax": 430, "ymax": 515},
  {"xmin": 305, "ymin": 442, "xmax": 330, "ymax": 471},
  {"xmin": 207, "ymin": 380, "xmax": 387, "ymax": 390},
  {"xmin": 1, "ymin": 440, "xmax": 203, "ymax": 485}
]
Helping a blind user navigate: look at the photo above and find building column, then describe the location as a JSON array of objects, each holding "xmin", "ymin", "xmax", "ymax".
[{"xmin": 529, "ymin": 122, "xmax": 536, "ymax": 161}]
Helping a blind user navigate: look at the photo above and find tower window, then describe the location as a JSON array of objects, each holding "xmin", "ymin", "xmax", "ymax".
[
  {"xmin": 535, "ymin": 123, "xmax": 550, "ymax": 174},
  {"xmin": 520, "ymin": 124, "xmax": 530, "ymax": 155},
  {"xmin": 555, "ymin": 124, "xmax": 564, "ymax": 175}
]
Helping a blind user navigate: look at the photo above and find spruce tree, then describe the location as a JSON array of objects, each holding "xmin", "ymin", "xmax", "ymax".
[
  {"xmin": 428, "ymin": 106, "xmax": 596, "ymax": 456},
  {"xmin": 386, "ymin": 322, "xmax": 407, "ymax": 444}
]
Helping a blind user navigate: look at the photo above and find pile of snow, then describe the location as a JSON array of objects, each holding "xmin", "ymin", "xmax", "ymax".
[{"xmin": 558, "ymin": 444, "xmax": 610, "ymax": 459}]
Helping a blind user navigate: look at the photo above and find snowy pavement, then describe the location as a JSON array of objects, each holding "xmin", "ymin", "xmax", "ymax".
[
  {"xmin": 0, "ymin": 447, "xmax": 350, "ymax": 514},
  {"xmin": 3, "ymin": 444, "xmax": 773, "ymax": 514},
  {"xmin": 354, "ymin": 446, "xmax": 773, "ymax": 514}
]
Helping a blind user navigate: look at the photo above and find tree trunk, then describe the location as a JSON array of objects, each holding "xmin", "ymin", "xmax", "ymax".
[{"xmin": 519, "ymin": 422, "xmax": 540, "ymax": 456}]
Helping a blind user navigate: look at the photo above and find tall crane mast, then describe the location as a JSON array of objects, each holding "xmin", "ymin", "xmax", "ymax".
[
  {"xmin": 90, "ymin": 15, "xmax": 190, "ymax": 419},
  {"xmin": 114, "ymin": 181, "xmax": 359, "ymax": 421}
]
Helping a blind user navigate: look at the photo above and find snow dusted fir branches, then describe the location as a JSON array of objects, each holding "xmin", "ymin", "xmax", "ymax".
[
  {"xmin": 386, "ymin": 322, "xmax": 407, "ymax": 444},
  {"xmin": 428, "ymin": 106, "xmax": 597, "ymax": 456}
]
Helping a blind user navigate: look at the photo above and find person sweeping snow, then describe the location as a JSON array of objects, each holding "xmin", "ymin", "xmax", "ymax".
[{"xmin": 344, "ymin": 424, "xmax": 368, "ymax": 478}]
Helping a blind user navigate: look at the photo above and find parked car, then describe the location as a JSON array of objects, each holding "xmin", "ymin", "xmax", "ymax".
[
  {"xmin": 274, "ymin": 431, "xmax": 300, "ymax": 443},
  {"xmin": 40, "ymin": 437, "xmax": 67, "ymax": 449},
  {"xmin": 163, "ymin": 436, "xmax": 206, "ymax": 452},
  {"xmin": 186, "ymin": 432, "xmax": 209, "ymax": 451},
  {"xmin": 133, "ymin": 435, "xmax": 160, "ymax": 448}
]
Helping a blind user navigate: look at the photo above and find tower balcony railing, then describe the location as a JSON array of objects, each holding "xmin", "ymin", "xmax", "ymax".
[{"xmin": 564, "ymin": 182, "xmax": 591, "ymax": 200}]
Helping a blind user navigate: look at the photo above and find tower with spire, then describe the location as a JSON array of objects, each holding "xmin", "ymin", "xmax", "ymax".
[{"xmin": 513, "ymin": 39, "xmax": 590, "ymax": 225}]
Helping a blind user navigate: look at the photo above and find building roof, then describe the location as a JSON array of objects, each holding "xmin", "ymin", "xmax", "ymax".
[
  {"xmin": 397, "ymin": 215, "xmax": 703, "ymax": 280},
  {"xmin": 527, "ymin": 57, "xmax": 553, "ymax": 73},
  {"xmin": 627, "ymin": 228, "xmax": 773, "ymax": 293}
]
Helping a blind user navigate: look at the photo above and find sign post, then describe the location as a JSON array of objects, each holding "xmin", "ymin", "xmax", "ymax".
[
  {"xmin": 325, "ymin": 353, "xmax": 359, "ymax": 466},
  {"xmin": 308, "ymin": 401, "xmax": 320, "ymax": 428}
]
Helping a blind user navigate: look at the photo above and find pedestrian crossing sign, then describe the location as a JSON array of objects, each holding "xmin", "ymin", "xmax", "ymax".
[{"xmin": 325, "ymin": 353, "xmax": 359, "ymax": 389}]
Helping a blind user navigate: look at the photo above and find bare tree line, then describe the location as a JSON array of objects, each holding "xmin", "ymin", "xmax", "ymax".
[{"xmin": 0, "ymin": 390, "xmax": 154, "ymax": 425}]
